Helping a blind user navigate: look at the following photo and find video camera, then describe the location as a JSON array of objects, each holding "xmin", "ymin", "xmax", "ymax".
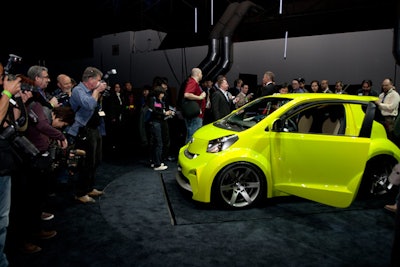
[{"xmin": 3, "ymin": 54, "xmax": 40, "ymax": 93}]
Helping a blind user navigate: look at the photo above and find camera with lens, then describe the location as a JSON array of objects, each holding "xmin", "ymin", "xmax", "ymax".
[
  {"xmin": 20, "ymin": 82, "xmax": 40, "ymax": 93},
  {"xmin": 3, "ymin": 54, "xmax": 22, "ymax": 80},
  {"xmin": 49, "ymin": 143, "xmax": 86, "ymax": 175},
  {"xmin": 0, "ymin": 124, "xmax": 40, "ymax": 157},
  {"xmin": 99, "ymin": 80, "xmax": 111, "ymax": 97},
  {"xmin": 3, "ymin": 54, "xmax": 40, "ymax": 93},
  {"xmin": 164, "ymin": 106, "xmax": 176, "ymax": 120},
  {"xmin": 55, "ymin": 92, "xmax": 70, "ymax": 106},
  {"xmin": 56, "ymin": 92, "xmax": 69, "ymax": 101},
  {"xmin": 99, "ymin": 69, "xmax": 117, "ymax": 98}
]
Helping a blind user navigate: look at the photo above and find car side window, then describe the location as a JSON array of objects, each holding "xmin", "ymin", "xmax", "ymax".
[{"xmin": 283, "ymin": 104, "xmax": 346, "ymax": 135}]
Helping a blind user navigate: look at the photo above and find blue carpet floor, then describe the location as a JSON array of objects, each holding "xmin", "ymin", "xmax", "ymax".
[{"xmin": 5, "ymin": 156, "xmax": 398, "ymax": 267}]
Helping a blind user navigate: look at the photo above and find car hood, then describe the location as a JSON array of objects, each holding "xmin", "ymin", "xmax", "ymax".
[
  {"xmin": 194, "ymin": 123, "xmax": 237, "ymax": 140},
  {"xmin": 187, "ymin": 123, "xmax": 239, "ymax": 154}
]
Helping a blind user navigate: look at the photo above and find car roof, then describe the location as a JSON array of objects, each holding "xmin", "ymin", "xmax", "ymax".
[{"xmin": 269, "ymin": 93, "xmax": 378, "ymax": 102}]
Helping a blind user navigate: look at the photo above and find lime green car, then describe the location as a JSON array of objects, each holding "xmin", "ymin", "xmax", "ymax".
[{"xmin": 176, "ymin": 93, "xmax": 400, "ymax": 209}]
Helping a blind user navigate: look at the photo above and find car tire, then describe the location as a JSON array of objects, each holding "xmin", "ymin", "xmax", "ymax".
[
  {"xmin": 212, "ymin": 162, "xmax": 266, "ymax": 209},
  {"xmin": 359, "ymin": 157, "xmax": 396, "ymax": 199}
]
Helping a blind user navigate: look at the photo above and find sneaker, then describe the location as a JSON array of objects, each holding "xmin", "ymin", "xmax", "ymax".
[
  {"xmin": 150, "ymin": 162, "xmax": 164, "ymax": 168},
  {"xmin": 33, "ymin": 230, "xmax": 57, "ymax": 240},
  {"xmin": 41, "ymin": 212, "xmax": 54, "ymax": 221},
  {"xmin": 88, "ymin": 188, "xmax": 104, "ymax": 197},
  {"xmin": 21, "ymin": 242, "xmax": 42, "ymax": 254},
  {"xmin": 154, "ymin": 165, "xmax": 168, "ymax": 171}
]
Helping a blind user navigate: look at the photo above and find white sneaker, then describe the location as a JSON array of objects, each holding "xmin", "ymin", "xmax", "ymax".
[
  {"xmin": 41, "ymin": 212, "xmax": 54, "ymax": 221},
  {"xmin": 151, "ymin": 162, "xmax": 164, "ymax": 168},
  {"xmin": 154, "ymin": 165, "xmax": 168, "ymax": 171}
]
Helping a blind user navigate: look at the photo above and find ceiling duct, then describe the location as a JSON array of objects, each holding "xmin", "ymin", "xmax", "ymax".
[
  {"xmin": 203, "ymin": 1, "xmax": 263, "ymax": 82},
  {"xmin": 197, "ymin": 2, "xmax": 239, "ymax": 78}
]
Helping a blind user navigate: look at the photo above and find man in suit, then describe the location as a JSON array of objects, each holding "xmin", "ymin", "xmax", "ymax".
[
  {"xmin": 228, "ymin": 78, "xmax": 243, "ymax": 97},
  {"xmin": 211, "ymin": 76, "xmax": 232, "ymax": 121},
  {"xmin": 260, "ymin": 71, "xmax": 276, "ymax": 97}
]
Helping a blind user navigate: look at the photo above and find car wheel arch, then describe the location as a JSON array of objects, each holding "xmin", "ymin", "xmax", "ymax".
[{"xmin": 358, "ymin": 154, "xmax": 397, "ymax": 198}]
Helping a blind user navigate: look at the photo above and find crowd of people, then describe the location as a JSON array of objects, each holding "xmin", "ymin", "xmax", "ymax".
[{"xmin": 0, "ymin": 61, "xmax": 400, "ymax": 266}]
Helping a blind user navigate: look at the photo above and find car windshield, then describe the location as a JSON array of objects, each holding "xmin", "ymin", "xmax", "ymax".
[{"xmin": 214, "ymin": 97, "xmax": 292, "ymax": 131}]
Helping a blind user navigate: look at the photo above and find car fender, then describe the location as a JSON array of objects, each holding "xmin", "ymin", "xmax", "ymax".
[{"xmin": 368, "ymin": 137, "xmax": 400, "ymax": 162}]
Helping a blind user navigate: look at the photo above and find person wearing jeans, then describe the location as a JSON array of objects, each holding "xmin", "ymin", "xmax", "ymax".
[
  {"xmin": 148, "ymin": 87, "xmax": 172, "ymax": 171},
  {"xmin": 0, "ymin": 69, "xmax": 22, "ymax": 266},
  {"xmin": 183, "ymin": 68, "xmax": 206, "ymax": 144}
]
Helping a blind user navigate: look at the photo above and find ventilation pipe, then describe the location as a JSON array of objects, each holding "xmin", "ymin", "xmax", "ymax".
[
  {"xmin": 197, "ymin": 2, "xmax": 239, "ymax": 77},
  {"xmin": 393, "ymin": 0, "xmax": 400, "ymax": 65},
  {"xmin": 207, "ymin": 1, "xmax": 263, "ymax": 82}
]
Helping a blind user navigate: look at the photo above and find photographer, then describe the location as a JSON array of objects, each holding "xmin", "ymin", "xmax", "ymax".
[
  {"xmin": 51, "ymin": 74, "xmax": 74, "ymax": 107},
  {"xmin": 66, "ymin": 67, "xmax": 106, "ymax": 203},
  {"xmin": 0, "ymin": 63, "xmax": 21, "ymax": 266},
  {"xmin": 8, "ymin": 85, "xmax": 68, "ymax": 253},
  {"xmin": 26, "ymin": 66, "xmax": 59, "ymax": 118}
]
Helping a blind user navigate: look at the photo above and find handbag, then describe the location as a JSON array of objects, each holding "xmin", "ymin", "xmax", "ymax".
[{"xmin": 181, "ymin": 99, "xmax": 200, "ymax": 119}]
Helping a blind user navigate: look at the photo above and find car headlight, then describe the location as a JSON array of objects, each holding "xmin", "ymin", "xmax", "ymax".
[{"xmin": 206, "ymin": 135, "xmax": 238, "ymax": 153}]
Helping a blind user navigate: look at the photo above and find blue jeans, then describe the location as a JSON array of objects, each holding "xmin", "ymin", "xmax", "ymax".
[
  {"xmin": 0, "ymin": 175, "xmax": 11, "ymax": 267},
  {"xmin": 184, "ymin": 117, "xmax": 203, "ymax": 144}
]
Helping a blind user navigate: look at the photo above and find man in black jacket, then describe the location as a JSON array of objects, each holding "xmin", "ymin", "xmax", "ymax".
[
  {"xmin": 260, "ymin": 71, "xmax": 276, "ymax": 97},
  {"xmin": 211, "ymin": 76, "xmax": 232, "ymax": 121}
]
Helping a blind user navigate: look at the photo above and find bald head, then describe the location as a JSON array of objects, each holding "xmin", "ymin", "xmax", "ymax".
[
  {"xmin": 191, "ymin": 68, "xmax": 203, "ymax": 82},
  {"xmin": 57, "ymin": 74, "xmax": 73, "ymax": 94}
]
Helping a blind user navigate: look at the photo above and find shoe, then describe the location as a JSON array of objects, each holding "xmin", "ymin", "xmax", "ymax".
[
  {"xmin": 88, "ymin": 189, "xmax": 104, "ymax": 197},
  {"xmin": 150, "ymin": 162, "xmax": 164, "ymax": 168},
  {"xmin": 384, "ymin": 204, "xmax": 397, "ymax": 213},
  {"xmin": 21, "ymin": 242, "xmax": 42, "ymax": 254},
  {"xmin": 41, "ymin": 212, "xmax": 54, "ymax": 221},
  {"xmin": 33, "ymin": 230, "xmax": 57, "ymax": 240},
  {"xmin": 75, "ymin": 195, "xmax": 96, "ymax": 203},
  {"xmin": 154, "ymin": 165, "xmax": 168, "ymax": 171}
]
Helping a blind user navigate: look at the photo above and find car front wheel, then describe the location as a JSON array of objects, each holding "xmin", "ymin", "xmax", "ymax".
[{"xmin": 212, "ymin": 162, "xmax": 265, "ymax": 209}]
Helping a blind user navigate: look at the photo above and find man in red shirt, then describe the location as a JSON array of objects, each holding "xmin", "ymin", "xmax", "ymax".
[{"xmin": 183, "ymin": 68, "xmax": 206, "ymax": 143}]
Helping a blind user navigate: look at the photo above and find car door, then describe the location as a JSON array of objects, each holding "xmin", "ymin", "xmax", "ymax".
[{"xmin": 269, "ymin": 102, "xmax": 371, "ymax": 208}]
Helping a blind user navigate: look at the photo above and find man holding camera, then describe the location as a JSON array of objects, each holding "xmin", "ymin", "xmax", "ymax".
[
  {"xmin": 67, "ymin": 67, "xmax": 107, "ymax": 203},
  {"xmin": 52, "ymin": 74, "xmax": 74, "ymax": 107},
  {"xmin": 5, "ymin": 65, "xmax": 70, "ymax": 254},
  {"xmin": 0, "ymin": 62, "xmax": 21, "ymax": 266}
]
